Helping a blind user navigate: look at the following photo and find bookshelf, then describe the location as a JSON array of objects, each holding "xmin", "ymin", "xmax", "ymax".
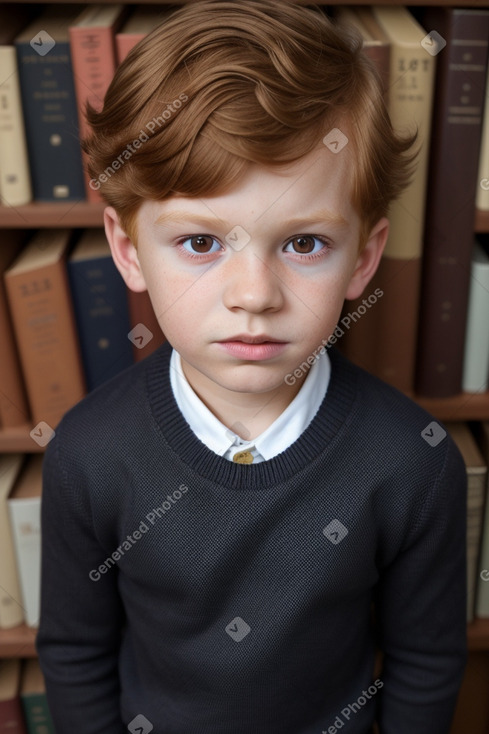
[{"xmin": 1, "ymin": 2, "xmax": 489, "ymax": 734}]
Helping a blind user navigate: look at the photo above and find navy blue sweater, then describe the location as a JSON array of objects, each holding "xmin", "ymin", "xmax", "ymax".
[{"xmin": 36, "ymin": 341, "xmax": 467, "ymax": 734}]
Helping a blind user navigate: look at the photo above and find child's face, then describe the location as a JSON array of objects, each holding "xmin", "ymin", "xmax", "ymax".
[{"xmin": 105, "ymin": 143, "xmax": 388, "ymax": 404}]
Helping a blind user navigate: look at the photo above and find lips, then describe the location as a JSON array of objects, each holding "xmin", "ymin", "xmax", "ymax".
[{"xmin": 219, "ymin": 334, "xmax": 286, "ymax": 344}]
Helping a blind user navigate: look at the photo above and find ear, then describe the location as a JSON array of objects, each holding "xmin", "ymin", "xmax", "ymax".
[
  {"xmin": 344, "ymin": 217, "xmax": 389, "ymax": 301},
  {"xmin": 103, "ymin": 206, "xmax": 148, "ymax": 292}
]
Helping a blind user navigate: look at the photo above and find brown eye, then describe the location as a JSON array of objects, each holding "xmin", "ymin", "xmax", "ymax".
[
  {"xmin": 291, "ymin": 236, "xmax": 315, "ymax": 254},
  {"xmin": 190, "ymin": 235, "xmax": 214, "ymax": 253}
]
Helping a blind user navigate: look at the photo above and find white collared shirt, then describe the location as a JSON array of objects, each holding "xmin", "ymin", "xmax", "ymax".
[{"xmin": 169, "ymin": 347, "xmax": 331, "ymax": 463}]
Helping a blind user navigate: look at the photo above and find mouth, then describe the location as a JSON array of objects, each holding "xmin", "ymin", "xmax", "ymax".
[
  {"xmin": 219, "ymin": 334, "xmax": 287, "ymax": 344},
  {"xmin": 216, "ymin": 338, "xmax": 289, "ymax": 361}
]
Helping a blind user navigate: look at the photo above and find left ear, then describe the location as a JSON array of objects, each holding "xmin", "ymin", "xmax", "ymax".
[{"xmin": 344, "ymin": 217, "xmax": 389, "ymax": 301}]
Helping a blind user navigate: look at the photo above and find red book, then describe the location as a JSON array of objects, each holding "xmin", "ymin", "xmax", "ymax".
[
  {"xmin": 0, "ymin": 660, "xmax": 26, "ymax": 734},
  {"xmin": 70, "ymin": 4, "xmax": 127, "ymax": 202}
]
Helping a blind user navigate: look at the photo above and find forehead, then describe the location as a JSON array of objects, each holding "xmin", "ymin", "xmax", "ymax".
[{"xmin": 142, "ymin": 141, "xmax": 357, "ymax": 233}]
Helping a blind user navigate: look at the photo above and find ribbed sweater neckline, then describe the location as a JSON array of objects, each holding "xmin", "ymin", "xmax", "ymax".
[{"xmin": 146, "ymin": 341, "xmax": 358, "ymax": 491}]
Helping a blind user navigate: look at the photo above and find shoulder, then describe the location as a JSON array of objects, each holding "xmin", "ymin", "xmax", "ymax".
[
  {"xmin": 47, "ymin": 341, "xmax": 172, "ymax": 465},
  {"xmin": 327, "ymin": 346, "xmax": 465, "ymax": 480}
]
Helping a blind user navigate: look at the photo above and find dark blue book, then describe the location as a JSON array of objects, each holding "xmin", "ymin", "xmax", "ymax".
[
  {"xmin": 67, "ymin": 229, "xmax": 134, "ymax": 391},
  {"xmin": 15, "ymin": 5, "xmax": 86, "ymax": 201}
]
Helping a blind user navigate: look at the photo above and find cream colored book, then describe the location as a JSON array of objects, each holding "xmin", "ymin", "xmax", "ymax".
[
  {"xmin": 7, "ymin": 454, "xmax": 43, "ymax": 628},
  {"xmin": 371, "ymin": 5, "xmax": 436, "ymax": 262},
  {"xmin": 476, "ymin": 59, "xmax": 489, "ymax": 211},
  {"xmin": 0, "ymin": 454, "xmax": 25, "ymax": 628},
  {"xmin": 0, "ymin": 28, "xmax": 32, "ymax": 206}
]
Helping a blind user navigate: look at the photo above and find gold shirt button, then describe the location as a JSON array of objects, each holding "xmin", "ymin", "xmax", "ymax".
[{"xmin": 232, "ymin": 450, "xmax": 254, "ymax": 464}]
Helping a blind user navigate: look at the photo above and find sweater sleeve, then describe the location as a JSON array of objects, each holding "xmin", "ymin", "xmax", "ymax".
[
  {"xmin": 36, "ymin": 426, "xmax": 126, "ymax": 734},
  {"xmin": 373, "ymin": 431, "xmax": 468, "ymax": 734}
]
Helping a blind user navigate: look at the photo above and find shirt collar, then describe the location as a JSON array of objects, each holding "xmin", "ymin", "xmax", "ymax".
[{"xmin": 169, "ymin": 346, "xmax": 331, "ymax": 461}]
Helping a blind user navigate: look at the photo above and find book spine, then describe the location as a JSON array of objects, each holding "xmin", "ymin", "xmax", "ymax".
[
  {"xmin": 67, "ymin": 252, "xmax": 134, "ymax": 391},
  {"xmin": 415, "ymin": 8, "xmax": 489, "ymax": 397},
  {"xmin": 0, "ymin": 698, "xmax": 27, "ymax": 734},
  {"xmin": 115, "ymin": 33, "xmax": 144, "ymax": 65},
  {"xmin": 5, "ymin": 242, "xmax": 86, "ymax": 429},
  {"xmin": 0, "ymin": 455, "xmax": 25, "ymax": 629},
  {"xmin": 21, "ymin": 693, "xmax": 55, "ymax": 734},
  {"xmin": 476, "ymin": 64, "xmax": 489, "ymax": 211},
  {"xmin": 0, "ymin": 47, "xmax": 32, "ymax": 206},
  {"xmin": 372, "ymin": 7, "xmax": 436, "ymax": 393},
  {"xmin": 7, "ymin": 496, "xmax": 41, "ymax": 628},
  {"xmin": 15, "ymin": 38, "xmax": 85, "ymax": 201},
  {"xmin": 462, "ymin": 238, "xmax": 489, "ymax": 392},
  {"xmin": 0, "ymin": 232, "xmax": 30, "ymax": 428},
  {"xmin": 69, "ymin": 26, "xmax": 118, "ymax": 202}
]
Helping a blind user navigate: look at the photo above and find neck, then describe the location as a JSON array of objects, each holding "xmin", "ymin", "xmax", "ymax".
[{"xmin": 180, "ymin": 359, "xmax": 306, "ymax": 441}]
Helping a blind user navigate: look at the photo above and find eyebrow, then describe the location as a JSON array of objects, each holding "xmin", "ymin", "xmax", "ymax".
[{"xmin": 153, "ymin": 208, "xmax": 348, "ymax": 230}]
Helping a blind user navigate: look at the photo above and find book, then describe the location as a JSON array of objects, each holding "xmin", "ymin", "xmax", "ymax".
[
  {"xmin": 4, "ymin": 229, "xmax": 86, "ymax": 429},
  {"xmin": 446, "ymin": 422, "xmax": 487, "ymax": 623},
  {"xmin": 0, "ymin": 659, "xmax": 26, "ymax": 734},
  {"xmin": 69, "ymin": 4, "xmax": 126, "ymax": 202},
  {"xmin": 473, "ymin": 421, "xmax": 489, "ymax": 618},
  {"xmin": 15, "ymin": 5, "xmax": 86, "ymax": 201},
  {"xmin": 476, "ymin": 49, "xmax": 489, "ymax": 212},
  {"xmin": 369, "ymin": 5, "xmax": 436, "ymax": 395},
  {"xmin": 67, "ymin": 228, "xmax": 134, "ymax": 390},
  {"xmin": 7, "ymin": 454, "xmax": 43, "ymax": 628},
  {"xmin": 127, "ymin": 289, "xmax": 165, "ymax": 362},
  {"xmin": 414, "ymin": 7, "xmax": 489, "ymax": 397},
  {"xmin": 333, "ymin": 6, "xmax": 390, "ymax": 376},
  {"xmin": 0, "ymin": 5, "xmax": 36, "ymax": 207},
  {"xmin": 20, "ymin": 659, "xmax": 55, "ymax": 734},
  {"xmin": 462, "ymin": 235, "xmax": 489, "ymax": 393},
  {"xmin": 115, "ymin": 5, "xmax": 175, "ymax": 64},
  {"xmin": 0, "ymin": 454, "xmax": 25, "ymax": 629},
  {"xmin": 0, "ymin": 230, "xmax": 30, "ymax": 428}
]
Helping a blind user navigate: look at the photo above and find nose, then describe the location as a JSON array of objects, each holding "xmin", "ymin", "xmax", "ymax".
[{"xmin": 221, "ymin": 248, "xmax": 284, "ymax": 314}]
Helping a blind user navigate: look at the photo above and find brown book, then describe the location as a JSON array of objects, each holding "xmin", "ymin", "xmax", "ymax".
[
  {"xmin": 0, "ymin": 659, "xmax": 26, "ymax": 734},
  {"xmin": 333, "ymin": 7, "xmax": 390, "ymax": 375},
  {"xmin": 446, "ymin": 422, "xmax": 487, "ymax": 623},
  {"xmin": 115, "ymin": 5, "xmax": 175, "ymax": 64},
  {"xmin": 414, "ymin": 8, "xmax": 489, "ymax": 397},
  {"xmin": 70, "ymin": 4, "xmax": 127, "ymax": 202},
  {"xmin": 0, "ymin": 230, "xmax": 30, "ymax": 427},
  {"xmin": 126, "ymin": 288, "xmax": 166, "ymax": 362},
  {"xmin": 4, "ymin": 229, "xmax": 86, "ymax": 429}
]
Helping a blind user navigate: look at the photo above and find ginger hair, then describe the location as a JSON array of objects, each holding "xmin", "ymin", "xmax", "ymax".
[{"xmin": 82, "ymin": 0, "xmax": 418, "ymax": 251}]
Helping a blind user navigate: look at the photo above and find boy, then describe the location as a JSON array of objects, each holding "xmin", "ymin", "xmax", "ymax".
[{"xmin": 36, "ymin": 1, "xmax": 467, "ymax": 733}]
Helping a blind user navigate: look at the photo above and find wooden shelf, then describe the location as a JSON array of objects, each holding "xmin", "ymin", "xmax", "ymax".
[
  {"xmin": 0, "ymin": 201, "xmax": 105, "ymax": 228},
  {"xmin": 468, "ymin": 618, "xmax": 489, "ymax": 651},
  {"xmin": 0, "ymin": 424, "xmax": 45, "ymax": 453},
  {"xmin": 414, "ymin": 391, "xmax": 489, "ymax": 422},
  {"xmin": 476, "ymin": 208, "xmax": 489, "ymax": 233},
  {"xmin": 0, "ymin": 624, "xmax": 37, "ymax": 658}
]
